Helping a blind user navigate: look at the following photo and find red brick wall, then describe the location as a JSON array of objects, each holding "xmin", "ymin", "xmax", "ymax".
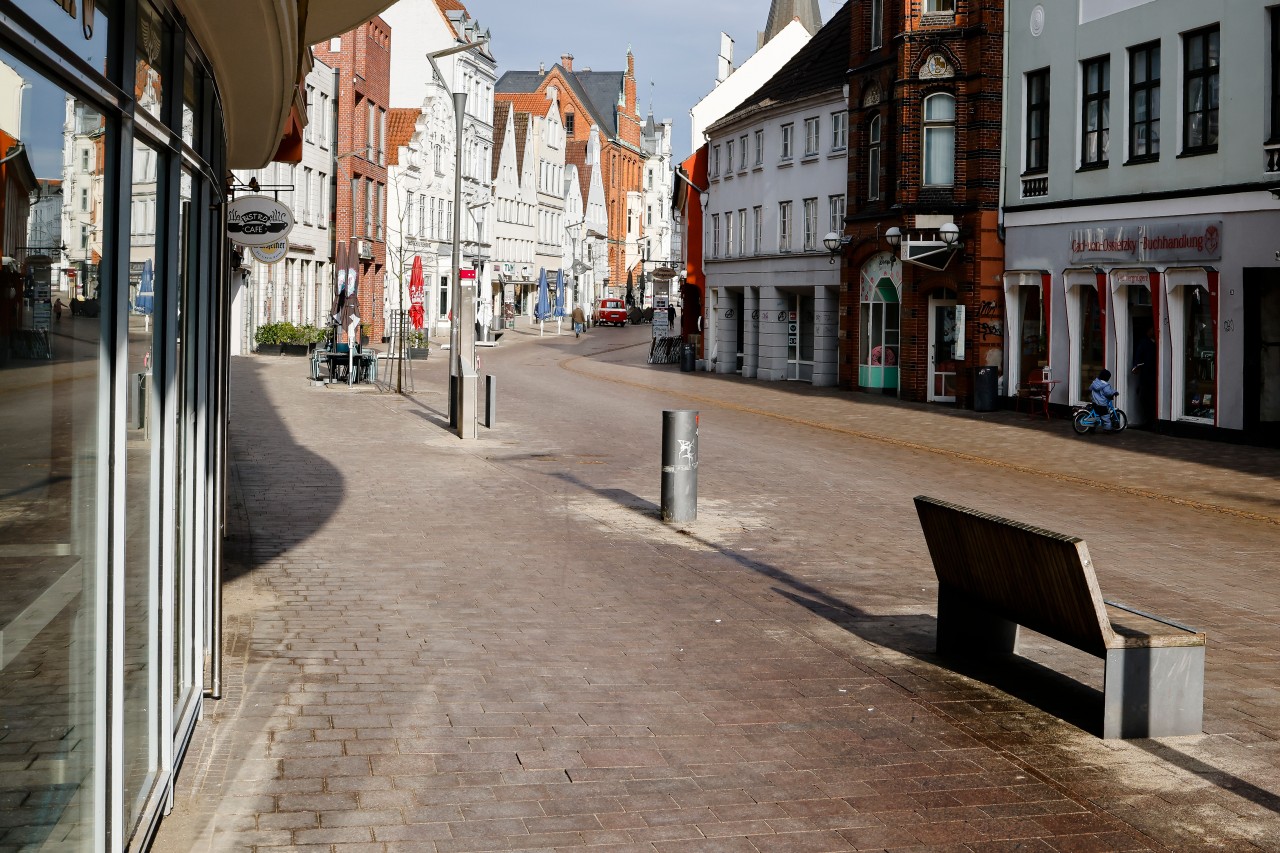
[
  {"xmin": 313, "ymin": 16, "xmax": 391, "ymax": 342},
  {"xmin": 840, "ymin": 1, "xmax": 1005, "ymax": 403}
]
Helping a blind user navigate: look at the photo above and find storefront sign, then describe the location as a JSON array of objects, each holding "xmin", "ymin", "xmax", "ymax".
[
  {"xmin": 1069, "ymin": 219, "xmax": 1222, "ymax": 264},
  {"xmin": 227, "ymin": 195, "xmax": 294, "ymax": 247},
  {"xmin": 860, "ymin": 252, "xmax": 902, "ymax": 302},
  {"xmin": 250, "ymin": 241, "xmax": 287, "ymax": 264}
]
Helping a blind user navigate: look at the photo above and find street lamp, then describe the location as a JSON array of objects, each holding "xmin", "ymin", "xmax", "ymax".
[
  {"xmin": 822, "ymin": 231, "xmax": 851, "ymax": 265},
  {"xmin": 426, "ymin": 36, "xmax": 490, "ymax": 439}
]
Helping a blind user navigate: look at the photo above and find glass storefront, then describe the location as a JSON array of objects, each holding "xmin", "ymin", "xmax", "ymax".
[
  {"xmin": 859, "ymin": 253, "xmax": 901, "ymax": 390},
  {"xmin": 1, "ymin": 0, "xmax": 230, "ymax": 847},
  {"xmin": 1077, "ymin": 285, "xmax": 1105, "ymax": 399},
  {"xmin": 1019, "ymin": 285, "xmax": 1047, "ymax": 388},
  {"xmin": 1182, "ymin": 285, "xmax": 1216, "ymax": 421}
]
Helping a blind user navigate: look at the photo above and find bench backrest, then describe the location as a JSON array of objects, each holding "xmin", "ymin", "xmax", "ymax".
[{"xmin": 914, "ymin": 496, "xmax": 1114, "ymax": 656}]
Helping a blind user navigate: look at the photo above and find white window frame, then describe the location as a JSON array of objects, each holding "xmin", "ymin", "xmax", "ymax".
[
  {"xmin": 804, "ymin": 117, "xmax": 820, "ymax": 156},
  {"xmin": 831, "ymin": 111, "xmax": 847, "ymax": 151},
  {"xmin": 778, "ymin": 200, "xmax": 792, "ymax": 251},
  {"xmin": 922, "ymin": 93, "xmax": 956, "ymax": 187},
  {"xmin": 780, "ymin": 124, "xmax": 794, "ymax": 160}
]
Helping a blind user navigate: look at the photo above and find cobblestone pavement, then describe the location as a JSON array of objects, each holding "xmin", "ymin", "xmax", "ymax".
[{"xmin": 154, "ymin": 325, "xmax": 1280, "ymax": 852}]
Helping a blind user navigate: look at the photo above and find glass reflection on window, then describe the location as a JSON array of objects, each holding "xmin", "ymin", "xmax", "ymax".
[
  {"xmin": 124, "ymin": 138, "xmax": 162, "ymax": 828},
  {"xmin": 135, "ymin": 1, "xmax": 169, "ymax": 120},
  {"xmin": 1078, "ymin": 287, "xmax": 1105, "ymax": 396},
  {"xmin": 0, "ymin": 50, "xmax": 104, "ymax": 848},
  {"xmin": 1020, "ymin": 287, "xmax": 1047, "ymax": 387}
]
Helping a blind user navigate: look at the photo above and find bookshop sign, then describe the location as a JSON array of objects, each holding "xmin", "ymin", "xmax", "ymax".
[{"xmin": 1069, "ymin": 219, "xmax": 1222, "ymax": 264}]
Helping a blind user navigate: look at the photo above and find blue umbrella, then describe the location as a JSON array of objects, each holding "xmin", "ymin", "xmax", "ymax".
[
  {"xmin": 535, "ymin": 267, "xmax": 550, "ymax": 321},
  {"xmin": 135, "ymin": 259, "xmax": 154, "ymax": 315},
  {"xmin": 553, "ymin": 269, "xmax": 565, "ymax": 318}
]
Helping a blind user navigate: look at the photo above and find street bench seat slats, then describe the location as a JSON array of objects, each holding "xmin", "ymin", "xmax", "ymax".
[{"xmin": 913, "ymin": 495, "xmax": 1206, "ymax": 739}]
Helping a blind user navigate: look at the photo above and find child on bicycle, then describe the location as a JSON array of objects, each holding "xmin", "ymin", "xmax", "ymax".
[{"xmin": 1089, "ymin": 369, "xmax": 1119, "ymax": 431}]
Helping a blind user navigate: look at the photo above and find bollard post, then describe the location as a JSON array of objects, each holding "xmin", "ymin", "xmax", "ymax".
[
  {"xmin": 661, "ymin": 410, "xmax": 698, "ymax": 523},
  {"xmin": 448, "ymin": 373, "xmax": 457, "ymax": 428},
  {"xmin": 484, "ymin": 374, "xmax": 497, "ymax": 428}
]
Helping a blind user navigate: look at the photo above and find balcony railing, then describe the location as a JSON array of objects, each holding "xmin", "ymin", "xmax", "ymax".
[
  {"xmin": 1265, "ymin": 143, "xmax": 1280, "ymax": 173},
  {"xmin": 1021, "ymin": 174, "xmax": 1048, "ymax": 198}
]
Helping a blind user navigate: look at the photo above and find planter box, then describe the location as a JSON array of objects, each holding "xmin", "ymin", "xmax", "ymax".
[
  {"xmin": 280, "ymin": 343, "xmax": 312, "ymax": 357},
  {"xmin": 409, "ymin": 347, "xmax": 430, "ymax": 360}
]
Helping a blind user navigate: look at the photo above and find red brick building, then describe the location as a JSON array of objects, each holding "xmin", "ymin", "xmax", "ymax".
[
  {"xmin": 840, "ymin": 0, "xmax": 1005, "ymax": 406},
  {"xmin": 497, "ymin": 51, "xmax": 645, "ymax": 289},
  {"xmin": 313, "ymin": 17, "xmax": 391, "ymax": 342}
]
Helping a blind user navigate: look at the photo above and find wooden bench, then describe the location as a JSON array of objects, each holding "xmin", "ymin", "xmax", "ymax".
[{"xmin": 913, "ymin": 496, "xmax": 1206, "ymax": 739}]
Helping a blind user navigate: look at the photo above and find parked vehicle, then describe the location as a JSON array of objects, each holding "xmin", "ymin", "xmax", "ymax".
[
  {"xmin": 1072, "ymin": 396, "xmax": 1128, "ymax": 435},
  {"xmin": 594, "ymin": 298, "xmax": 628, "ymax": 326}
]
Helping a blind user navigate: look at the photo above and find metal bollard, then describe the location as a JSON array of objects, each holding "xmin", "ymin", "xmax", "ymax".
[
  {"xmin": 449, "ymin": 373, "xmax": 457, "ymax": 428},
  {"xmin": 660, "ymin": 410, "xmax": 698, "ymax": 523},
  {"xmin": 484, "ymin": 374, "xmax": 497, "ymax": 428}
]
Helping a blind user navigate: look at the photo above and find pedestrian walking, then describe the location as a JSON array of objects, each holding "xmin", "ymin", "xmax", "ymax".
[
  {"xmin": 667, "ymin": 303, "xmax": 676, "ymax": 330},
  {"xmin": 54, "ymin": 298, "xmax": 64, "ymax": 322},
  {"xmin": 571, "ymin": 304, "xmax": 586, "ymax": 338}
]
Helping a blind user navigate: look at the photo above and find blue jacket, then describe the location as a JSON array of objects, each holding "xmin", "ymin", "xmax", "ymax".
[{"xmin": 1090, "ymin": 377, "xmax": 1117, "ymax": 407}]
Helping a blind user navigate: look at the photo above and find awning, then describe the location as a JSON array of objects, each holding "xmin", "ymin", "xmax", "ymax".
[{"xmin": 175, "ymin": 0, "xmax": 396, "ymax": 169}]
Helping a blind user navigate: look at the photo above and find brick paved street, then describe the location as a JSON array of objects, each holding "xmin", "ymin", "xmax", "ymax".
[{"xmin": 154, "ymin": 325, "xmax": 1280, "ymax": 852}]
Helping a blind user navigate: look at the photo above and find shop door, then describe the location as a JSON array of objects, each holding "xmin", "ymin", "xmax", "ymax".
[
  {"xmin": 733, "ymin": 291, "xmax": 745, "ymax": 373},
  {"xmin": 1245, "ymin": 270, "xmax": 1280, "ymax": 434},
  {"xmin": 786, "ymin": 293, "xmax": 815, "ymax": 381},
  {"xmin": 928, "ymin": 297, "xmax": 959, "ymax": 402}
]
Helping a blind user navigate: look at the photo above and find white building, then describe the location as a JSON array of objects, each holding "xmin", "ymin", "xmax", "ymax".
[
  {"xmin": 61, "ymin": 95, "xmax": 105, "ymax": 301},
  {"xmin": 570, "ymin": 124, "xmax": 610, "ymax": 316},
  {"xmin": 533, "ymin": 90, "xmax": 566, "ymax": 301},
  {"xmin": 490, "ymin": 100, "xmax": 537, "ymax": 323},
  {"xmin": 228, "ymin": 54, "xmax": 336, "ymax": 355},
  {"xmin": 701, "ymin": 4, "xmax": 848, "ymax": 385},
  {"xmin": 382, "ymin": 0, "xmax": 496, "ymax": 328},
  {"xmin": 386, "ymin": 85, "xmax": 457, "ymax": 340},
  {"xmin": 640, "ymin": 112, "xmax": 675, "ymax": 301}
]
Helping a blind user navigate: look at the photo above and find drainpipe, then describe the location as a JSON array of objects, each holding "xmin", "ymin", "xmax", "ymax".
[{"xmin": 997, "ymin": 5, "xmax": 1010, "ymax": 246}]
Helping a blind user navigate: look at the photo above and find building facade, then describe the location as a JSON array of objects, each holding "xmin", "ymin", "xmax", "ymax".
[
  {"xmin": 701, "ymin": 1, "xmax": 849, "ymax": 385},
  {"xmin": 1002, "ymin": 0, "xmax": 1280, "ymax": 442},
  {"xmin": 640, "ymin": 112, "xmax": 676, "ymax": 302},
  {"xmin": 230, "ymin": 54, "xmax": 337, "ymax": 354},
  {"xmin": 382, "ymin": 0, "xmax": 497, "ymax": 330},
  {"xmin": 313, "ymin": 17, "xmax": 393, "ymax": 344},
  {"xmin": 0, "ymin": 0, "xmax": 391, "ymax": 848},
  {"xmin": 839, "ymin": 0, "xmax": 1005, "ymax": 405}
]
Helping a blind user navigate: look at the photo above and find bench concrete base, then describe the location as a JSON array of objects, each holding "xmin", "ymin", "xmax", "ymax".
[{"xmin": 936, "ymin": 585, "xmax": 1205, "ymax": 739}]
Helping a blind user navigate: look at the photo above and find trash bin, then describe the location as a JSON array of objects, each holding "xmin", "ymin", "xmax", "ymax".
[
  {"xmin": 680, "ymin": 342, "xmax": 696, "ymax": 372},
  {"xmin": 974, "ymin": 365, "xmax": 998, "ymax": 412}
]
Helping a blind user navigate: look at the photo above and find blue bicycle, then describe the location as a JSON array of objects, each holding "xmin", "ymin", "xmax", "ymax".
[{"xmin": 1072, "ymin": 396, "xmax": 1128, "ymax": 435}]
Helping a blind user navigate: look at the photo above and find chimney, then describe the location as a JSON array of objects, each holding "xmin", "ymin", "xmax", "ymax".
[
  {"xmin": 561, "ymin": 53, "xmax": 574, "ymax": 71},
  {"xmin": 716, "ymin": 33, "xmax": 735, "ymax": 84},
  {"xmin": 538, "ymin": 61, "xmax": 545, "ymax": 75}
]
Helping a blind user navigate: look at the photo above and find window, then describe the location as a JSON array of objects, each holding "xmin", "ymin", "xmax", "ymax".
[
  {"xmin": 726, "ymin": 139, "xmax": 734, "ymax": 174},
  {"xmin": 739, "ymin": 135, "xmax": 748, "ymax": 170},
  {"xmin": 802, "ymin": 198, "xmax": 817, "ymax": 250},
  {"xmin": 304, "ymin": 85, "xmax": 314, "ymax": 142},
  {"xmin": 1272, "ymin": 12, "xmax": 1280, "ymax": 141},
  {"xmin": 80, "ymin": 147, "xmax": 89, "ymax": 170},
  {"xmin": 379, "ymin": 108, "xmax": 387, "ymax": 165},
  {"xmin": 724, "ymin": 212, "xmax": 733, "ymax": 256},
  {"xmin": 831, "ymin": 111, "xmax": 847, "ymax": 150},
  {"xmin": 922, "ymin": 93, "xmax": 955, "ymax": 186},
  {"xmin": 366, "ymin": 99, "xmax": 376, "ymax": 159},
  {"xmin": 712, "ymin": 144, "xmax": 721, "ymax": 177},
  {"xmin": 405, "ymin": 190, "xmax": 414, "ymax": 235},
  {"xmin": 753, "ymin": 205, "xmax": 763, "ymax": 254},
  {"xmin": 870, "ymin": 0, "xmax": 883, "ymax": 50},
  {"xmin": 1183, "ymin": 25, "xmax": 1219, "ymax": 152},
  {"xmin": 781, "ymin": 124, "xmax": 794, "ymax": 160},
  {"xmin": 565, "ymin": 112, "xmax": 575, "ymax": 135},
  {"xmin": 1025, "ymin": 69, "xmax": 1049, "ymax": 173},
  {"xmin": 868, "ymin": 115, "xmax": 882, "ymax": 200},
  {"xmin": 1081, "ymin": 55, "xmax": 1110, "ymax": 167},
  {"xmin": 711, "ymin": 213, "xmax": 720, "ymax": 257},
  {"xmin": 351, "ymin": 177, "xmax": 361, "ymax": 237},
  {"xmin": 925, "ymin": 0, "xmax": 955, "ymax": 12},
  {"xmin": 302, "ymin": 167, "xmax": 313, "ymax": 222},
  {"xmin": 1129, "ymin": 42, "xmax": 1160, "ymax": 160},
  {"xmin": 828, "ymin": 194, "xmax": 846, "ymax": 235},
  {"xmin": 364, "ymin": 179, "xmax": 374, "ymax": 238},
  {"xmin": 754, "ymin": 129, "xmax": 764, "ymax": 164},
  {"xmin": 778, "ymin": 200, "xmax": 792, "ymax": 251},
  {"xmin": 804, "ymin": 117, "xmax": 820, "ymax": 156},
  {"xmin": 737, "ymin": 209, "xmax": 746, "ymax": 257},
  {"xmin": 80, "ymin": 187, "xmax": 89, "ymax": 211}
]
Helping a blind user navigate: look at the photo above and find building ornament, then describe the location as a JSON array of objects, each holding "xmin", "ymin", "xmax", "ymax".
[
  {"xmin": 918, "ymin": 52, "xmax": 954, "ymax": 80},
  {"xmin": 862, "ymin": 82, "xmax": 882, "ymax": 108}
]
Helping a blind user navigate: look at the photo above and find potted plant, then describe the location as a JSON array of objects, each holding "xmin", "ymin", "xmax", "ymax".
[
  {"xmin": 408, "ymin": 330, "xmax": 429, "ymax": 359},
  {"xmin": 279, "ymin": 323, "xmax": 310, "ymax": 357},
  {"xmin": 254, "ymin": 321, "xmax": 291, "ymax": 354}
]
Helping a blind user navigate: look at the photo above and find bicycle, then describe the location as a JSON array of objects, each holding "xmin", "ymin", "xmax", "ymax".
[{"xmin": 1072, "ymin": 395, "xmax": 1128, "ymax": 435}]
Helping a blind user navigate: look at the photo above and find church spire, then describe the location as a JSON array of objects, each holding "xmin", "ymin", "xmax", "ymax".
[{"xmin": 758, "ymin": 0, "xmax": 823, "ymax": 49}]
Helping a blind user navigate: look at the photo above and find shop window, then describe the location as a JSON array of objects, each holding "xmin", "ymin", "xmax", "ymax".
[
  {"xmin": 1182, "ymin": 285, "xmax": 1216, "ymax": 420},
  {"xmin": 1019, "ymin": 285, "xmax": 1048, "ymax": 389},
  {"xmin": 859, "ymin": 255, "xmax": 901, "ymax": 390},
  {"xmin": 1077, "ymin": 285, "xmax": 1106, "ymax": 400},
  {"xmin": 1272, "ymin": 11, "xmax": 1280, "ymax": 142}
]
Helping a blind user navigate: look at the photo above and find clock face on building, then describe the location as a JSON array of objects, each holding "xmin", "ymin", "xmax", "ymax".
[{"xmin": 860, "ymin": 252, "xmax": 902, "ymax": 302}]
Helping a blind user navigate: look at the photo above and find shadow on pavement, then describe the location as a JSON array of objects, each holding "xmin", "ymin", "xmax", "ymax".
[{"xmin": 1134, "ymin": 742, "xmax": 1280, "ymax": 817}]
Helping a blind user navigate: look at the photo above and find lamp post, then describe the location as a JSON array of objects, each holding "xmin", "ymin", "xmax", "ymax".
[{"xmin": 426, "ymin": 37, "xmax": 490, "ymax": 439}]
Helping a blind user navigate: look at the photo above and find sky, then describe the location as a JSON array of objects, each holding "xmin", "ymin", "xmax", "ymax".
[{"xmin": 475, "ymin": 0, "xmax": 838, "ymax": 162}]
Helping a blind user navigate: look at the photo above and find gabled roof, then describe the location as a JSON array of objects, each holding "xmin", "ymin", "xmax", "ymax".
[
  {"xmin": 492, "ymin": 101, "xmax": 510, "ymax": 181},
  {"xmin": 710, "ymin": 0, "xmax": 850, "ymax": 134},
  {"xmin": 496, "ymin": 65, "xmax": 624, "ymax": 137},
  {"xmin": 386, "ymin": 108, "xmax": 419, "ymax": 166},
  {"xmin": 495, "ymin": 91, "xmax": 553, "ymax": 118},
  {"xmin": 761, "ymin": 0, "xmax": 823, "ymax": 47},
  {"xmin": 512, "ymin": 112, "xmax": 531, "ymax": 177}
]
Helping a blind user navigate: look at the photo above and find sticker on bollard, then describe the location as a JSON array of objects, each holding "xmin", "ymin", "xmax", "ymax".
[{"xmin": 661, "ymin": 410, "xmax": 698, "ymax": 523}]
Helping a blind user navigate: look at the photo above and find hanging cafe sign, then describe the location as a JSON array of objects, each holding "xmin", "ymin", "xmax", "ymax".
[
  {"xmin": 1069, "ymin": 219, "xmax": 1222, "ymax": 264},
  {"xmin": 227, "ymin": 195, "xmax": 295, "ymax": 247}
]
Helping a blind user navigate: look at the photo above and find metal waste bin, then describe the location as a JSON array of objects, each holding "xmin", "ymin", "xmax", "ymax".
[
  {"xmin": 974, "ymin": 365, "xmax": 998, "ymax": 412},
  {"xmin": 680, "ymin": 342, "xmax": 695, "ymax": 372}
]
